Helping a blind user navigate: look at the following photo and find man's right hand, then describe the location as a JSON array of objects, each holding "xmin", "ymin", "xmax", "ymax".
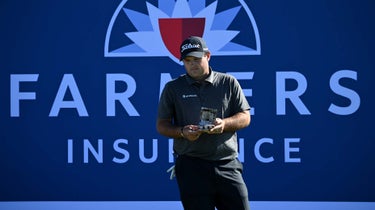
[{"xmin": 182, "ymin": 125, "xmax": 202, "ymax": 141}]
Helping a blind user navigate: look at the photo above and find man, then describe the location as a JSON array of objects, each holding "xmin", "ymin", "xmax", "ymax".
[{"xmin": 156, "ymin": 36, "xmax": 251, "ymax": 210}]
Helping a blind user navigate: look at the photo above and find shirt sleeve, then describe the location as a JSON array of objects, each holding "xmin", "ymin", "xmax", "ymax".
[
  {"xmin": 157, "ymin": 82, "xmax": 175, "ymax": 119},
  {"xmin": 231, "ymin": 76, "xmax": 251, "ymax": 113}
]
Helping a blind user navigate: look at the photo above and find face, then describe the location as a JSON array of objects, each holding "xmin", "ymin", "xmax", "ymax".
[{"xmin": 182, "ymin": 52, "xmax": 211, "ymax": 81}]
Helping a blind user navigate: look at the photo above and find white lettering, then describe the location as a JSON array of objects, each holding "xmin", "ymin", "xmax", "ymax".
[
  {"xmin": 237, "ymin": 138, "xmax": 245, "ymax": 162},
  {"xmin": 139, "ymin": 139, "xmax": 158, "ymax": 163},
  {"xmin": 113, "ymin": 139, "xmax": 130, "ymax": 163},
  {"xmin": 181, "ymin": 43, "xmax": 200, "ymax": 52},
  {"xmin": 49, "ymin": 74, "xmax": 88, "ymax": 117},
  {"xmin": 329, "ymin": 70, "xmax": 360, "ymax": 115},
  {"xmin": 10, "ymin": 74, "xmax": 38, "ymax": 117},
  {"xmin": 9, "ymin": 70, "xmax": 360, "ymax": 117},
  {"xmin": 228, "ymin": 72, "xmax": 254, "ymax": 115},
  {"xmin": 284, "ymin": 138, "xmax": 301, "ymax": 163},
  {"xmin": 106, "ymin": 74, "xmax": 139, "ymax": 116},
  {"xmin": 254, "ymin": 138, "xmax": 274, "ymax": 163},
  {"xmin": 168, "ymin": 138, "xmax": 174, "ymax": 163},
  {"xmin": 67, "ymin": 139, "xmax": 73, "ymax": 163},
  {"xmin": 276, "ymin": 71, "xmax": 311, "ymax": 115},
  {"xmin": 84, "ymin": 139, "xmax": 103, "ymax": 163},
  {"xmin": 68, "ymin": 137, "xmax": 301, "ymax": 164}
]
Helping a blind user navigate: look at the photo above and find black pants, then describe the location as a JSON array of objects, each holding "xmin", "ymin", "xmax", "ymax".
[{"xmin": 175, "ymin": 155, "xmax": 250, "ymax": 210}]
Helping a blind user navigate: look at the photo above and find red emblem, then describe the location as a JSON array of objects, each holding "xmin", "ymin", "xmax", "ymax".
[{"xmin": 159, "ymin": 18, "xmax": 205, "ymax": 59}]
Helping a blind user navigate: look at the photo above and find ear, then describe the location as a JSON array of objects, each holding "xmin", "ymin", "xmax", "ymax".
[{"xmin": 206, "ymin": 52, "xmax": 211, "ymax": 61}]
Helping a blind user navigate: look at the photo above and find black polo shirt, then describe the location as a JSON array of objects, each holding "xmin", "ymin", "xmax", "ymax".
[{"xmin": 158, "ymin": 68, "xmax": 250, "ymax": 161}]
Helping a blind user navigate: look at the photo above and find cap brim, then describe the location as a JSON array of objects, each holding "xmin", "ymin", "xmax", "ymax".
[{"xmin": 180, "ymin": 51, "xmax": 205, "ymax": 61}]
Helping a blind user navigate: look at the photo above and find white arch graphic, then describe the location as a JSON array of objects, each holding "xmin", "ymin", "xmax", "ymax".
[{"xmin": 104, "ymin": 0, "xmax": 261, "ymax": 62}]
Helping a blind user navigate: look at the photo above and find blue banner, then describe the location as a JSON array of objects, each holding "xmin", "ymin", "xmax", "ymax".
[{"xmin": 1, "ymin": 0, "xmax": 374, "ymax": 207}]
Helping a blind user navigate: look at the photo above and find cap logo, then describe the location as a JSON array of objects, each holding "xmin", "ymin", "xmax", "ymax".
[{"xmin": 181, "ymin": 43, "xmax": 201, "ymax": 53}]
